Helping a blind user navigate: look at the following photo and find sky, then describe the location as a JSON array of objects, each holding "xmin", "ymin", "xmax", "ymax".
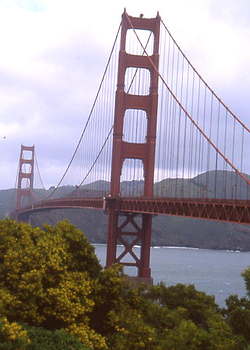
[{"xmin": 0, "ymin": 0, "xmax": 250, "ymax": 189}]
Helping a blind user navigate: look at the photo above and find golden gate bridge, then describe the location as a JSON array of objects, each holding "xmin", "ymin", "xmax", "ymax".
[{"xmin": 12, "ymin": 11, "xmax": 250, "ymax": 282}]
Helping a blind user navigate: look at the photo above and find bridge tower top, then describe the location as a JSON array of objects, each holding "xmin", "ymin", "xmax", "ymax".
[
  {"xmin": 110, "ymin": 9, "xmax": 161, "ymax": 197},
  {"xmin": 16, "ymin": 144, "xmax": 35, "ymax": 211}
]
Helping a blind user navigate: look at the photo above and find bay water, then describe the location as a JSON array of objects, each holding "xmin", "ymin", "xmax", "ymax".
[{"xmin": 93, "ymin": 244, "xmax": 250, "ymax": 307}]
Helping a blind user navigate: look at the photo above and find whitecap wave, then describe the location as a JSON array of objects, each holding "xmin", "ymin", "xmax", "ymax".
[{"xmin": 154, "ymin": 246, "xmax": 200, "ymax": 250}]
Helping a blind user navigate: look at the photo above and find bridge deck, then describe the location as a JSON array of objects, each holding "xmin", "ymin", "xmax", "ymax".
[{"xmin": 14, "ymin": 197, "xmax": 250, "ymax": 224}]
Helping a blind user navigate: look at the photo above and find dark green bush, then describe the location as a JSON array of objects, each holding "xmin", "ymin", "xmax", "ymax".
[{"xmin": 26, "ymin": 326, "xmax": 90, "ymax": 350}]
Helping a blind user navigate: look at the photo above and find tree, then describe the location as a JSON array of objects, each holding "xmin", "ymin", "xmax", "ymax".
[
  {"xmin": 91, "ymin": 270, "xmax": 244, "ymax": 350},
  {"xmin": 145, "ymin": 283, "xmax": 218, "ymax": 328},
  {"xmin": 0, "ymin": 218, "xmax": 247, "ymax": 350},
  {"xmin": 0, "ymin": 219, "xmax": 106, "ymax": 350},
  {"xmin": 224, "ymin": 295, "xmax": 250, "ymax": 344},
  {"xmin": 0, "ymin": 318, "xmax": 91, "ymax": 350},
  {"xmin": 242, "ymin": 268, "xmax": 250, "ymax": 297},
  {"xmin": 222, "ymin": 267, "xmax": 250, "ymax": 346},
  {"xmin": 25, "ymin": 326, "xmax": 91, "ymax": 350}
]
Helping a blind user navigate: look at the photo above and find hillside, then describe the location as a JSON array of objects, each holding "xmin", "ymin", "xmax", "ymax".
[{"xmin": 1, "ymin": 170, "xmax": 250, "ymax": 251}]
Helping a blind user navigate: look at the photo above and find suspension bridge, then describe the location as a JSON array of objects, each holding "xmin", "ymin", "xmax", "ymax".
[{"xmin": 12, "ymin": 11, "xmax": 250, "ymax": 281}]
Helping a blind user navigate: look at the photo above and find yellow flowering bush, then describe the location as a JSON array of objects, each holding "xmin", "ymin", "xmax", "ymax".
[
  {"xmin": 67, "ymin": 323, "xmax": 107, "ymax": 349},
  {"xmin": 0, "ymin": 317, "xmax": 30, "ymax": 348},
  {"xmin": 107, "ymin": 306, "xmax": 157, "ymax": 350},
  {"xmin": 0, "ymin": 219, "xmax": 104, "ymax": 349}
]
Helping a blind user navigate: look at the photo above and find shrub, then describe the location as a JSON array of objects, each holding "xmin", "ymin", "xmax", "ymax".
[
  {"xmin": 26, "ymin": 326, "xmax": 90, "ymax": 350},
  {"xmin": 242, "ymin": 268, "xmax": 250, "ymax": 297},
  {"xmin": 0, "ymin": 219, "xmax": 105, "ymax": 349},
  {"xmin": 0, "ymin": 317, "xmax": 30, "ymax": 350}
]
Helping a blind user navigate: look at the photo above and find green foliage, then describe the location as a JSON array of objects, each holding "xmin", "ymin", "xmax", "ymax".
[
  {"xmin": 224, "ymin": 294, "xmax": 250, "ymax": 343},
  {"xmin": 0, "ymin": 317, "xmax": 30, "ymax": 350},
  {"xmin": 0, "ymin": 319, "xmax": 91, "ymax": 350},
  {"xmin": 0, "ymin": 219, "xmax": 105, "ymax": 349},
  {"xmin": 141, "ymin": 284, "xmax": 243, "ymax": 350},
  {"xmin": 107, "ymin": 305, "xmax": 157, "ymax": 350},
  {"xmin": 145, "ymin": 282, "xmax": 218, "ymax": 327},
  {"xmin": 242, "ymin": 268, "xmax": 250, "ymax": 297},
  {"xmin": 90, "ymin": 264, "xmax": 126, "ymax": 333},
  {"xmin": 222, "ymin": 268, "xmax": 250, "ymax": 347},
  {"xmin": 26, "ymin": 326, "xmax": 90, "ymax": 350},
  {"xmin": 0, "ymin": 218, "xmax": 249, "ymax": 350},
  {"xmin": 91, "ymin": 269, "xmax": 244, "ymax": 350}
]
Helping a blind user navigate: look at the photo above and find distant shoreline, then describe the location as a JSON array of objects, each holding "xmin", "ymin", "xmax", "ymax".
[{"xmin": 92, "ymin": 243, "xmax": 249, "ymax": 253}]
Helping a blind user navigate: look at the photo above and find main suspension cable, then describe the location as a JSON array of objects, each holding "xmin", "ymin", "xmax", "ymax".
[
  {"xmin": 75, "ymin": 31, "xmax": 153, "ymax": 189},
  {"xmin": 34, "ymin": 151, "xmax": 46, "ymax": 190},
  {"xmin": 46, "ymin": 22, "xmax": 122, "ymax": 199},
  {"xmin": 160, "ymin": 19, "xmax": 250, "ymax": 133},
  {"xmin": 78, "ymin": 126, "xmax": 113, "ymax": 187},
  {"xmin": 125, "ymin": 12, "xmax": 250, "ymax": 187}
]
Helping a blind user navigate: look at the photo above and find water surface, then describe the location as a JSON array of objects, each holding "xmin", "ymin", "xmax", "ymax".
[{"xmin": 93, "ymin": 244, "xmax": 250, "ymax": 306}]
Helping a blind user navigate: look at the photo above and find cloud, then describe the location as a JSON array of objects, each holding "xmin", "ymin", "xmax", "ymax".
[{"xmin": 0, "ymin": 0, "xmax": 249, "ymax": 190}]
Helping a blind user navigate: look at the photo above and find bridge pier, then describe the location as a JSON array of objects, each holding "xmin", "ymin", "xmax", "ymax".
[
  {"xmin": 106, "ymin": 199, "xmax": 153, "ymax": 281},
  {"xmin": 140, "ymin": 214, "xmax": 152, "ymax": 278}
]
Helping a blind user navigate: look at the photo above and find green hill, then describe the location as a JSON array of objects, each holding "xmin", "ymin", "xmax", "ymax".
[{"xmin": 1, "ymin": 170, "xmax": 250, "ymax": 251}]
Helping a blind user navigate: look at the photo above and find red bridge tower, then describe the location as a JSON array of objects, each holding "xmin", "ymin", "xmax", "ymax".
[
  {"xmin": 16, "ymin": 145, "xmax": 35, "ymax": 210},
  {"xmin": 106, "ymin": 11, "xmax": 160, "ymax": 281}
]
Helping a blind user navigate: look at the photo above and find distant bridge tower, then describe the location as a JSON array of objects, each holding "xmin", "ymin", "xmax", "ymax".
[
  {"xmin": 106, "ymin": 11, "xmax": 160, "ymax": 281},
  {"xmin": 16, "ymin": 145, "xmax": 35, "ymax": 210}
]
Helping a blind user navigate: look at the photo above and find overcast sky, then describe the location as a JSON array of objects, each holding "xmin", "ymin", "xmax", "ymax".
[{"xmin": 0, "ymin": 0, "xmax": 249, "ymax": 189}]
